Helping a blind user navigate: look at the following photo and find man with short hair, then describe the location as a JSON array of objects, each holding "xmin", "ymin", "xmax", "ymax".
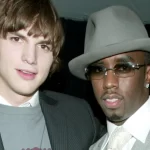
[
  {"xmin": 69, "ymin": 5, "xmax": 150, "ymax": 150},
  {"xmin": 0, "ymin": 0, "xmax": 105, "ymax": 149}
]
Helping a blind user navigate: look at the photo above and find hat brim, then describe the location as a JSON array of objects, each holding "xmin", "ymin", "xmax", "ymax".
[{"xmin": 69, "ymin": 38, "xmax": 150, "ymax": 80}]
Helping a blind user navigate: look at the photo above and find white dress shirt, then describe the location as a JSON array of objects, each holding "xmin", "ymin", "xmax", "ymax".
[
  {"xmin": 90, "ymin": 96, "xmax": 150, "ymax": 150},
  {"xmin": 0, "ymin": 91, "xmax": 39, "ymax": 107},
  {"xmin": 101, "ymin": 96, "xmax": 150, "ymax": 150}
]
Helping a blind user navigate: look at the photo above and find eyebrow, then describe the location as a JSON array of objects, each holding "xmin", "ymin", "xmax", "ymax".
[
  {"xmin": 115, "ymin": 55, "xmax": 135, "ymax": 63},
  {"xmin": 91, "ymin": 61, "xmax": 104, "ymax": 66},
  {"xmin": 90, "ymin": 55, "xmax": 135, "ymax": 66},
  {"xmin": 9, "ymin": 32, "xmax": 51, "ymax": 45},
  {"xmin": 9, "ymin": 32, "xmax": 26, "ymax": 40}
]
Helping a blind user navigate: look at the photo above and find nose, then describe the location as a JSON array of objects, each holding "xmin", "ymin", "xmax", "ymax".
[
  {"xmin": 103, "ymin": 70, "xmax": 119, "ymax": 90},
  {"xmin": 22, "ymin": 44, "xmax": 37, "ymax": 65}
]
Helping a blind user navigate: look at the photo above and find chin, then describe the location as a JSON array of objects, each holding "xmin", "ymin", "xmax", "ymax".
[
  {"xmin": 108, "ymin": 115, "xmax": 122, "ymax": 121},
  {"xmin": 13, "ymin": 86, "xmax": 38, "ymax": 97},
  {"xmin": 107, "ymin": 114, "xmax": 128, "ymax": 124}
]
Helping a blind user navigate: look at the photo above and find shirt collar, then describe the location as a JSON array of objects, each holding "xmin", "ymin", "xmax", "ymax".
[
  {"xmin": 107, "ymin": 96, "xmax": 150, "ymax": 143},
  {"xmin": 0, "ymin": 91, "xmax": 39, "ymax": 107},
  {"xmin": 107, "ymin": 120, "xmax": 118, "ymax": 137},
  {"xmin": 123, "ymin": 96, "xmax": 150, "ymax": 143},
  {"xmin": 100, "ymin": 120, "xmax": 118, "ymax": 149}
]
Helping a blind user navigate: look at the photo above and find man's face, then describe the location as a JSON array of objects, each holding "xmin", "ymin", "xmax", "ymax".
[
  {"xmin": 0, "ymin": 28, "xmax": 53, "ymax": 100},
  {"xmin": 91, "ymin": 51, "xmax": 150, "ymax": 125}
]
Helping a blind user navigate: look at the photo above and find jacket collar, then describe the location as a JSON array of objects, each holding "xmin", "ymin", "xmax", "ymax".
[{"xmin": 39, "ymin": 91, "xmax": 69, "ymax": 150}]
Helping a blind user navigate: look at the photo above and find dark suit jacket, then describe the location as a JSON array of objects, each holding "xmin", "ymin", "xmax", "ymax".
[{"xmin": 0, "ymin": 90, "xmax": 106, "ymax": 150}]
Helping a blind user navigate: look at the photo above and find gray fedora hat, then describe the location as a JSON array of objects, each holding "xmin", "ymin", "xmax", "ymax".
[{"xmin": 69, "ymin": 5, "xmax": 150, "ymax": 80}]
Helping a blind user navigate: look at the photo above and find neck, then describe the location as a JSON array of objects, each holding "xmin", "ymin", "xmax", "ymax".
[
  {"xmin": 0, "ymin": 92, "xmax": 33, "ymax": 106},
  {"xmin": 0, "ymin": 87, "xmax": 34, "ymax": 107}
]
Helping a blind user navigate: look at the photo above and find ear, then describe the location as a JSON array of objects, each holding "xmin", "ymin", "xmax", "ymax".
[{"xmin": 145, "ymin": 65, "xmax": 150, "ymax": 83}]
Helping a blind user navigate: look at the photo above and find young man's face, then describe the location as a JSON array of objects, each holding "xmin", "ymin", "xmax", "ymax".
[
  {"xmin": 0, "ymin": 28, "xmax": 53, "ymax": 99},
  {"xmin": 91, "ymin": 51, "xmax": 150, "ymax": 125}
]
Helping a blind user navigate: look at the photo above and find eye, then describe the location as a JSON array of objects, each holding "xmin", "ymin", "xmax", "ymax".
[
  {"xmin": 39, "ymin": 44, "xmax": 51, "ymax": 52},
  {"xmin": 115, "ymin": 63, "xmax": 133, "ymax": 73},
  {"xmin": 10, "ymin": 36, "xmax": 22, "ymax": 42},
  {"xmin": 90, "ymin": 65, "xmax": 105, "ymax": 74}
]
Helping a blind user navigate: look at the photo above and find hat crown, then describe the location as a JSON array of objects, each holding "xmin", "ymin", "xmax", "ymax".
[
  {"xmin": 85, "ymin": 5, "xmax": 148, "ymax": 54},
  {"xmin": 69, "ymin": 5, "xmax": 150, "ymax": 80}
]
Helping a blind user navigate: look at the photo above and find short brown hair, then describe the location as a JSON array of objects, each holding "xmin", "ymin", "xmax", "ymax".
[{"xmin": 0, "ymin": 0, "xmax": 64, "ymax": 75}]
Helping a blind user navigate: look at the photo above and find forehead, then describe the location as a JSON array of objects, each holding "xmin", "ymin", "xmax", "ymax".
[{"xmin": 95, "ymin": 51, "xmax": 145, "ymax": 64}]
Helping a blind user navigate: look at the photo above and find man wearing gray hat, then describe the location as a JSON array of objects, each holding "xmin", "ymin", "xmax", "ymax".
[{"xmin": 69, "ymin": 5, "xmax": 150, "ymax": 150}]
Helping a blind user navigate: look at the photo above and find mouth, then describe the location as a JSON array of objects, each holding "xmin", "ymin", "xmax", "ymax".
[
  {"xmin": 102, "ymin": 94, "xmax": 123, "ymax": 109},
  {"xmin": 16, "ymin": 69, "xmax": 37, "ymax": 80}
]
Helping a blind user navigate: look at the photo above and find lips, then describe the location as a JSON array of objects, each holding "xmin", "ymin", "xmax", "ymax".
[
  {"xmin": 102, "ymin": 93, "xmax": 123, "ymax": 100},
  {"xmin": 106, "ymin": 98, "xmax": 119, "ymax": 102},
  {"xmin": 18, "ymin": 68, "xmax": 37, "ymax": 74},
  {"xmin": 102, "ymin": 93, "xmax": 123, "ymax": 109},
  {"xmin": 21, "ymin": 70, "xmax": 34, "ymax": 74},
  {"xmin": 16, "ymin": 69, "xmax": 37, "ymax": 80}
]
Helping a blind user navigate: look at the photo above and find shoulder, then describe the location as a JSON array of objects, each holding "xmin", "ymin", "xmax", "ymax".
[
  {"xmin": 42, "ymin": 90, "xmax": 96, "ymax": 124},
  {"xmin": 42, "ymin": 90, "xmax": 106, "ymax": 143},
  {"xmin": 43, "ymin": 90, "xmax": 84, "ymax": 102},
  {"xmin": 42, "ymin": 90, "xmax": 90, "ymax": 110}
]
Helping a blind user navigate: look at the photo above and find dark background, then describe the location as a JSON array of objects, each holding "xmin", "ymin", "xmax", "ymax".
[{"xmin": 40, "ymin": 18, "xmax": 150, "ymax": 125}]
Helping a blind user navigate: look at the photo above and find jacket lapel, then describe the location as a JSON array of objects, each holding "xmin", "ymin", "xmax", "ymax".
[
  {"xmin": 0, "ymin": 134, "xmax": 4, "ymax": 150},
  {"xmin": 132, "ymin": 131, "xmax": 150, "ymax": 150},
  {"xmin": 39, "ymin": 92, "xmax": 68, "ymax": 150}
]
